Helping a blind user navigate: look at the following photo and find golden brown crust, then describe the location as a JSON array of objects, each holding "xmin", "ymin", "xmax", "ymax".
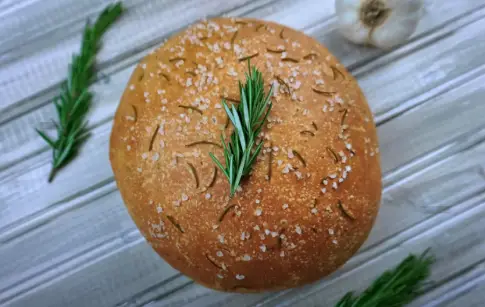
[{"xmin": 109, "ymin": 17, "xmax": 382, "ymax": 292}]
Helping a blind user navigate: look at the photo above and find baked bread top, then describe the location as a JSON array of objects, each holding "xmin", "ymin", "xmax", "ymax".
[{"xmin": 110, "ymin": 17, "xmax": 381, "ymax": 292}]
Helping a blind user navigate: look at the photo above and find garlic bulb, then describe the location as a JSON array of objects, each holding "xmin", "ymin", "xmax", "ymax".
[{"xmin": 335, "ymin": 0, "xmax": 424, "ymax": 49}]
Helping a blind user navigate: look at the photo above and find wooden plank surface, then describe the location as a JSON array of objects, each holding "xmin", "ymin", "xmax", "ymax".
[{"xmin": 1, "ymin": 0, "xmax": 485, "ymax": 306}]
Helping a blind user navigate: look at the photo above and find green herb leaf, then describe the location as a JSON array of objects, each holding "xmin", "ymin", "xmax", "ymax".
[
  {"xmin": 210, "ymin": 60, "xmax": 273, "ymax": 197},
  {"xmin": 335, "ymin": 250, "xmax": 434, "ymax": 307},
  {"xmin": 36, "ymin": 2, "xmax": 123, "ymax": 182}
]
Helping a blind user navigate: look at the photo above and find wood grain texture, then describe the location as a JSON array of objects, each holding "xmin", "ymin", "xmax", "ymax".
[
  {"xmin": 2, "ymin": 0, "xmax": 485, "ymax": 306},
  {"xmin": 2, "ymin": 0, "xmax": 483, "ymax": 171}
]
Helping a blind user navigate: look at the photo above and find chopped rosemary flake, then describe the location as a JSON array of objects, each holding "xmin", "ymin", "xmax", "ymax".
[
  {"xmin": 169, "ymin": 57, "xmax": 186, "ymax": 62},
  {"xmin": 275, "ymin": 75, "xmax": 291, "ymax": 94},
  {"xmin": 338, "ymin": 200, "xmax": 355, "ymax": 220},
  {"xmin": 209, "ymin": 167, "xmax": 218, "ymax": 188},
  {"xmin": 332, "ymin": 66, "xmax": 345, "ymax": 81},
  {"xmin": 266, "ymin": 47, "xmax": 285, "ymax": 53},
  {"xmin": 149, "ymin": 125, "xmax": 159, "ymax": 151},
  {"xmin": 292, "ymin": 149, "xmax": 307, "ymax": 167},
  {"xmin": 166, "ymin": 215, "xmax": 184, "ymax": 233},
  {"xmin": 312, "ymin": 121, "xmax": 318, "ymax": 131},
  {"xmin": 186, "ymin": 162, "xmax": 199, "ymax": 188},
  {"xmin": 218, "ymin": 204, "xmax": 236, "ymax": 222},
  {"xmin": 178, "ymin": 105, "xmax": 203, "ymax": 115},
  {"xmin": 300, "ymin": 130, "xmax": 315, "ymax": 137},
  {"xmin": 303, "ymin": 53, "xmax": 318, "ymax": 60},
  {"xmin": 205, "ymin": 254, "xmax": 223, "ymax": 269},
  {"xmin": 238, "ymin": 52, "xmax": 259, "ymax": 62},
  {"xmin": 220, "ymin": 95, "xmax": 240, "ymax": 104},
  {"xmin": 130, "ymin": 104, "xmax": 137, "ymax": 122},
  {"xmin": 268, "ymin": 142, "xmax": 273, "ymax": 181},
  {"xmin": 279, "ymin": 28, "xmax": 285, "ymax": 39},
  {"xmin": 282, "ymin": 57, "xmax": 299, "ymax": 63},
  {"xmin": 340, "ymin": 108, "xmax": 348, "ymax": 126},
  {"xmin": 158, "ymin": 72, "xmax": 170, "ymax": 81},
  {"xmin": 312, "ymin": 87, "xmax": 335, "ymax": 96},
  {"xmin": 230, "ymin": 30, "xmax": 239, "ymax": 46},
  {"xmin": 186, "ymin": 140, "xmax": 223, "ymax": 149},
  {"xmin": 326, "ymin": 147, "xmax": 339, "ymax": 163},
  {"xmin": 255, "ymin": 24, "xmax": 265, "ymax": 32},
  {"xmin": 138, "ymin": 71, "xmax": 144, "ymax": 81},
  {"xmin": 185, "ymin": 70, "xmax": 196, "ymax": 76}
]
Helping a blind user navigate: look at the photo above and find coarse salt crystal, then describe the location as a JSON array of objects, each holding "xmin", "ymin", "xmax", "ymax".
[
  {"xmin": 332, "ymin": 182, "xmax": 338, "ymax": 189},
  {"xmin": 346, "ymin": 165, "xmax": 352, "ymax": 172},
  {"xmin": 260, "ymin": 244, "xmax": 267, "ymax": 252},
  {"xmin": 311, "ymin": 208, "xmax": 318, "ymax": 214},
  {"xmin": 127, "ymin": 145, "xmax": 131, "ymax": 151},
  {"xmin": 216, "ymin": 251, "xmax": 223, "ymax": 257},
  {"xmin": 288, "ymin": 149, "xmax": 294, "ymax": 159},
  {"xmin": 254, "ymin": 208, "xmax": 262, "ymax": 216},
  {"xmin": 321, "ymin": 188, "xmax": 326, "ymax": 194},
  {"xmin": 255, "ymin": 199, "xmax": 261, "ymax": 204},
  {"xmin": 152, "ymin": 152, "xmax": 160, "ymax": 161},
  {"xmin": 218, "ymin": 234, "xmax": 225, "ymax": 244},
  {"xmin": 141, "ymin": 153, "xmax": 148, "ymax": 160},
  {"xmin": 137, "ymin": 168, "xmax": 143, "ymax": 173},
  {"xmin": 282, "ymin": 204, "xmax": 289, "ymax": 209},
  {"xmin": 280, "ymin": 251, "xmax": 285, "ymax": 257},
  {"xmin": 328, "ymin": 228, "xmax": 335, "ymax": 235},
  {"xmin": 242, "ymin": 254, "xmax": 251, "ymax": 261},
  {"xmin": 329, "ymin": 173, "xmax": 337, "ymax": 179},
  {"xmin": 254, "ymin": 225, "xmax": 260, "ymax": 231},
  {"xmin": 181, "ymin": 193, "xmax": 189, "ymax": 201},
  {"xmin": 295, "ymin": 225, "xmax": 302, "ymax": 235},
  {"xmin": 236, "ymin": 274, "xmax": 245, "ymax": 280},
  {"xmin": 205, "ymin": 193, "xmax": 211, "ymax": 200},
  {"xmin": 129, "ymin": 84, "xmax": 135, "ymax": 90}
]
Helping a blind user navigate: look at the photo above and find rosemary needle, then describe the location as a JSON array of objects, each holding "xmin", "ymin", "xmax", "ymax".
[
  {"xmin": 335, "ymin": 250, "xmax": 434, "ymax": 307},
  {"xmin": 210, "ymin": 60, "xmax": 273, "ymax": 197},
  {"xmin": 36, "ymin": 3, "xmax": 123, "ymax": 182}
]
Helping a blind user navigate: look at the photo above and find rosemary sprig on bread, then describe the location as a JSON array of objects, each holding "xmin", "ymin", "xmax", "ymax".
[
  {"xmin": 36, "ymin": 2, "xmax": 123, "ymax": 182},
  {"xmin": 210, "ymin": 61, "xmax": 273, "ymax": 197}
]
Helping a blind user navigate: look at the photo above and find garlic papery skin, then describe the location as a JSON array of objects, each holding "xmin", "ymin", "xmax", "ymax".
[{"xmin": 335, "ymin": 0, "xmax": 424, "ymax": 49}]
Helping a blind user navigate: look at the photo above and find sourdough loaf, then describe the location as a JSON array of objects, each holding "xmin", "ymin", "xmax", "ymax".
[{"xmin": 109, "ymin": 17, "xmax": 381, "ymax": 292}]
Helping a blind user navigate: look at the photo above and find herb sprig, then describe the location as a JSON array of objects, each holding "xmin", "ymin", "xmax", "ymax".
[
  {"xmin": 336, "ymin": 250, "xmax": 434, "ymax": 307},
  {"xmin": 210, "ymin": 61, "xmax": 273, "ymax": 197},
  {"xmin": 36, "ymin": 3, "xmax": 123, "ymax": 182}
]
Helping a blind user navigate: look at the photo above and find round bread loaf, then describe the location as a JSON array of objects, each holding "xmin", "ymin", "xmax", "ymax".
[{"xmin": 110, "ymin": 17, "xmax": 381, "ymax": 292}]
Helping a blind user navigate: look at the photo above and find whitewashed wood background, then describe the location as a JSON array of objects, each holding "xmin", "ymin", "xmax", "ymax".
[{"xmin": 1, "ymin": 0, "xmax": 485, "ymax": 306}]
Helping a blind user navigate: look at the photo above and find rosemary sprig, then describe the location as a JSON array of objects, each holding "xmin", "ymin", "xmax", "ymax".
[
  {"xmin": 36, "ymin": 3, "xmax": 123, "ymax": 182},
  {"xmin": 209, "ymin": 61, "xmax": 273, "ymax": 197},
  {"xmin": 335, "ymin": 250, "xmax": 434, "ymax": 307}
]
